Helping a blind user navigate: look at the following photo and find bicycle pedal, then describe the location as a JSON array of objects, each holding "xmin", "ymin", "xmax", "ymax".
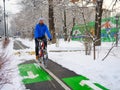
[{"xmin": 38, "ymin": 59, "xmax": 42, "ymax": 63}]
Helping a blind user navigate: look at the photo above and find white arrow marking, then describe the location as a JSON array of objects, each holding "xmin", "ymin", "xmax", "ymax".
[
  {"xmin": 80, "ymin": 80, "xmax": 102, "ymax": 90},
  {"xmin": 23, "ymin": 71, "xmax": 39, "ymax": 79}
]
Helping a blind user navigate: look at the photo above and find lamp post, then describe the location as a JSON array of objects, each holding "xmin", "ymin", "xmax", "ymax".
[
  {"xmin": 6, "ymin": 13, "xmax": 8, "ymax": 37},
  {"xmin": 3, "ymin": 0, "xmax": 7, "ymax": 39}
]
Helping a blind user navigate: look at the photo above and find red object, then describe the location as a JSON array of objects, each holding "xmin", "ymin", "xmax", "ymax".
[
  {"xmin": 41, "ymin": 42, "xmax": 45, "ymax": 49},
  {"xmin": 39, "ymin": 42, "xmax": 45, "ymax": 57},
  {"xmin": 39, "ymin": 50, "xmax": 42, "ymax": 57}
]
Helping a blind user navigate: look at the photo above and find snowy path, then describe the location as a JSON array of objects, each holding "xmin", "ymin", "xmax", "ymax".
[
  {"xmin": 1, "ymin": 38, "xmax": 119, "ymax": 90},
  {"xmin": 15, "ymin": 39, "xmax": 108, "ymax": 90}
]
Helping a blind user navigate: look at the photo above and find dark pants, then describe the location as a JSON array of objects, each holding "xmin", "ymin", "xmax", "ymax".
[{"xmin": 35, "ymin": 36, "xmax": 47, "ymax": 56}]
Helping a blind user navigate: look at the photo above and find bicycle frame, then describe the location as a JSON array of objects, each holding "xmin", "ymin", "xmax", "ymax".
[
  {"xmin": 39, "ymin": 40, "xmax": 45, "ymax": 57},
  {"xmin": 37, "ymin": 39, "xmax": 48, "ymax": 68}
]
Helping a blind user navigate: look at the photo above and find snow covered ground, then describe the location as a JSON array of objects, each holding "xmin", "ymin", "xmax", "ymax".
[
  {"xmin": 0, "ymin": 38, "xmax": 120, "ymax": 90},
  {"xmin": 0, "ymin": 39, "xmax": 26, "ymax": 90},
  {"xmin": 48, "ymin": 40, "xmax": 120, "ymax": 90}
]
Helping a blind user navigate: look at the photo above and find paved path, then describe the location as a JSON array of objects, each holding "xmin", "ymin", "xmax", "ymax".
[
  {"xmin": 14, "ymin": 40, "xmax": 29, "ymax": 50},
  {"xmin": 19, "ymin": 60, "xmax": 77, "ymax": 90},
  {"xmin": 15, "ymin": 40, "xmax": 108, "ymax": 90}
]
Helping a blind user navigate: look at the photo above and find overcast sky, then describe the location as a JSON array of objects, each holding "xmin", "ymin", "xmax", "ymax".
[{"xmin": 0, "ymin": 0, "xmax": 22, "ymax": 14}]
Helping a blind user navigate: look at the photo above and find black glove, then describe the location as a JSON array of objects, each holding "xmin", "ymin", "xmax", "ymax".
[{"xmin": 49, "ymin": 39, "xmax": 52, "ymax": 41}]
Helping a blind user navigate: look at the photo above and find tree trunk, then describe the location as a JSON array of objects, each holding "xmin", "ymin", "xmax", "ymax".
[
  {"xmin": 69, "ymin": 17, "xmax": 75, "ymax": 42},
  {"xmin": 48, "ymin": 0, "xmax": 56, "ymax": 43},
  {"xmin": 72, "ymin": 17, "xmax": 75, "ymax": 35},
  {"xmin": 64, "ymin": 10, "xmax": 67, "ymax": 41},
  {"xmin": 95, "ymin": 0, "xmax": 103, "ymax": 46}
]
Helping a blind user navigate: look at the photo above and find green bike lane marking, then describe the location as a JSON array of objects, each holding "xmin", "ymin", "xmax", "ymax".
[
  {"xmin": 62, "ymin": 76, "xmax": 109, "ymax": 90},
  {"xmin": 18, "ymin": 63, "xmax": 52, "ymax": 84},
  {"xmin": 18, "ymin": 63, "xmax": 109, "ymax": 90}
]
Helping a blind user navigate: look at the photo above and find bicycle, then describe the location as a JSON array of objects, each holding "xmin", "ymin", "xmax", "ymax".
[{"xmin": 37, "ymin": 39, "xmax": 48, "ymax": 68}]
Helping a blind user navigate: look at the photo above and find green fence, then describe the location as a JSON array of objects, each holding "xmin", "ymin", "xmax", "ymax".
[{"xmin": 72, "ymin": 16, "xmax": 120, "ymax": 42}]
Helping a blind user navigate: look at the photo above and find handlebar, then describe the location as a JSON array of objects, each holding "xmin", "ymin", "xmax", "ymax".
[{"xmin": 37, "ymin": 39, "xmax": 51, "ymax": 42}]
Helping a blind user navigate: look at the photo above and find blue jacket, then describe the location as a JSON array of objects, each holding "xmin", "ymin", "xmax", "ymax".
[{"xmin": 34, "ymin": 24, "xmax": 52, "ymax": 39}]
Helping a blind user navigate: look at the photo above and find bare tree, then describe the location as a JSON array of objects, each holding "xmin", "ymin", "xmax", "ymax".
[{"xmin": 48, "ymin": 0, "xmax": 56, "ymax": 43}]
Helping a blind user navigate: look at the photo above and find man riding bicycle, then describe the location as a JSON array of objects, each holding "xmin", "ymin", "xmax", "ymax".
[{"xmin": 34, "ymin": 17, "xmax": 52, "ymax": 60}]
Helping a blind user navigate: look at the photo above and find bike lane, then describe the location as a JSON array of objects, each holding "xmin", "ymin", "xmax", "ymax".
[
  {"xmin": 48, "ymin": 60, "xmax": 109, "ymax": 90},
  {"xmin": 18, "ymin": 60, "xmax": 109, "ymax": 90},
  {"xmin": 18, "ymin": 61, "xmax": 64, "ymax": 90}
]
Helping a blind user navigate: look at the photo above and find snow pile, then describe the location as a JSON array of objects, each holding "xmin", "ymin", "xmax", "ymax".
[
  {"xmin": 48, "ymin": 39, "xmax": 84, "ymax": 51},
  {"xmin": 0, "ymin": 39, "xmax": 25, "ymax": 90}
]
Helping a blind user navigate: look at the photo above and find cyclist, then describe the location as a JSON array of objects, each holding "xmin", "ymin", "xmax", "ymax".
[{"xmin": 34, "ymin": 17, "xmax": 52, "ymax": 60}]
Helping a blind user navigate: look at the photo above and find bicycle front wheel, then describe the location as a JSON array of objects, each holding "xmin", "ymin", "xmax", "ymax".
[{"xmin": 43, "ymin": 54, "xmax": 48, "ymax": 68}]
